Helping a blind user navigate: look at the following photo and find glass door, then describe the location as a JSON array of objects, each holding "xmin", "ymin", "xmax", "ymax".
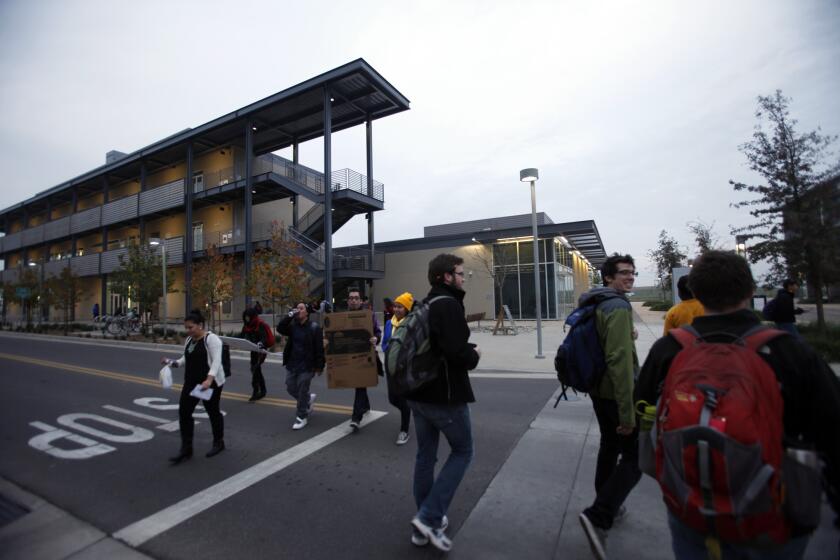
[{"xmin": 193, "ymin": 222, "xmax": 204, "ymax": 251}]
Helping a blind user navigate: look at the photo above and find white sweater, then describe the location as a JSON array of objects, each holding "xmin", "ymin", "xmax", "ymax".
[{"xmin": 173, "ymin": 331, "xmax": 225, "ymax": 386}]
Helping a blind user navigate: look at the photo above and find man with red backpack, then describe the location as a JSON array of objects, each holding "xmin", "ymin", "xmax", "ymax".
[
  {"xmin": 636, "ymin": 250, "xmax": 840, "ymax": 559},
  {"xmin": 241, "ymin": 308, "xmax": 275, "ymax": 401}
]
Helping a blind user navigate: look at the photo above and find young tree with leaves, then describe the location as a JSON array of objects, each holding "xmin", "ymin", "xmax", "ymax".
[
  {"xmin": 45, "ymin": 266, "xmax": 88, "ymax": 332},
  {"xmin": 730, "ymin": 90, "xmax": 838, "ymax": 330},
  {"xmin": 246, "ymin": 221, "xmax": 310, "ymax": 329},
  {"xmin": 648, "ymin": 230, "xmax": 687, "ymax": 301},
  {"xmin": 687, "ymin": 220, "xmax": 720, "ymax": 255},
  {"xmin": 110, "ymin": 244, "xmax": 173, "ymax": 328},
  {"xmin": 190, "ymin": 245, "xmax": 238, "ymax": 332}
]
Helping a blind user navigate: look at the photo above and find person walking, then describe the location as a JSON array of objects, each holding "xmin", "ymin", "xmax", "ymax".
[
  {"xmin": 161, "ymin": 309, "xmax": 226, "ymax": 463},
  {"xmin": 92, "ymin": 302, "xmax": 99, "ymax": 320},
  {"xmin": 407, "ymin": 253, "xmax": 481, "ymax": 552},
  {"xmin": 381, "ymin": 291, "xmax": 414, "ymax": 446},
  {"xmin": 383, "ymin": 297, "xmax": 395, "ymax": 324},
  {"xmin": 771, "ymin": 279, "xmax": 806, "ymax": 337},
  {"xmin": 346, "ymin": 287, "xmax": 381, "ymax": 431},
  {"xmin": 241, "ymin": 307, "xmax": 271, "ymax": 402},
  {"xmin": 277, "ymin": 302, "xmax": 324, "ymax": 430},
  {"xmin": 578, "ymin": 253, "xmax": 641, "ymax": 560},
  {"xmin": 662, "ymin": 275, "xmax": 705, "ymax": 335},
  {"xmin": 636, "ymin": 251, "xmax": 840, "ymax": 559}
]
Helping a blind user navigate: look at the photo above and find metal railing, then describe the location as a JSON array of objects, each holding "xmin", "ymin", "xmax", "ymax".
[
  {"xmin": 333, "ymin": 246, "xmax": 385, "ymax": 272},
  {"xmin": 252, "ymin": 154, "xmax": 325, "ymax": 194},
  {"xmin": 287, "ymin": 227, "xmax": 325, "ymax": 270},
  {"xmin": 295, "ymin": 204, "xmax": 325, "ymax": 236},
  {"xmin": 331, "ymin": 169, "xmax": 384, "ymax": 201}
]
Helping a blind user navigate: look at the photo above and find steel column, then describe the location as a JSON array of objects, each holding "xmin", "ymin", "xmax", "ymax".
[
  {"xmin": 323, "ymin": 87, "xmax": 333, "ymax": 305},
  {"xmin": 184, "ymin": 143, "xmax": 194, "ymax": 313},
  {"xmin": 244, "ymin": 121, "xmax": 254, "ymax": 307},
  {"xmin": 366, "ymin": 116, "xmax": 374, "ymax": 270},
  {"xmin": 292, "ymin": 141, "xmax": 299, "ymax": 229}
]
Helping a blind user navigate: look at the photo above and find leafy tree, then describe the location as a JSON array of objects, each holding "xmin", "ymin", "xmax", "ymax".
[
  {"xmin": 246, "ymin": 221, "xmax": 310, "ymax": 329},
  {"xmin": 45, "ymin": 266, "xmax": 88, "ymax": 332},
  {"xmin": 190, "ymin": 245, "xmax": 238, "ymax": 332},
  {"xmin": 687, "ymin": 220, "xmax": 720, "ymax": 255},
  {"xmin": 648, "ymin": 230, "xmax": 687, "ymax": 301},
  {"xmin": 110, "ymin": 244, "xmax": 173, "ymax": 328},
  {"xmin": 730, "ymin": 90, "xmax": 839, "ymax": 330},
  {"xmin": 1, "ymin": 281, "xmax": 15, "ymax": 324}
]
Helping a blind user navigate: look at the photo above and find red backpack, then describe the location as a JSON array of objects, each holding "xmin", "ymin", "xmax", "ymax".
[
  {"xmin": 655, "ymin": 325, "xmax": 789, "ymax": 545},
  {"xmin": 260, "ymin": 320, "xmax": 276, "ymax": 349}
]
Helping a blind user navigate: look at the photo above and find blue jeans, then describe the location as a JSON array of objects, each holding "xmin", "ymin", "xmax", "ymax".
[
  {"xmin": 774, "ymin": 322, "xmax": 800, "ymax": 339},
  {"xmin": 668, "ymin": 513, "xmax": 810, "ymax": 560},
  {"xmin": 408, "ymin": 401, "xmax": 474, "ymax": 529}
]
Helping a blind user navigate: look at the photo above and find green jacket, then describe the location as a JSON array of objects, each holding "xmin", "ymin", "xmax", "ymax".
[{"xmin": 580, "ymin": 287, "xmax": 639, "ymax": 427}]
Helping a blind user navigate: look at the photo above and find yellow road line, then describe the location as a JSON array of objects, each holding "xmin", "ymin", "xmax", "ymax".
[{"xmin": 0, "ymin": 352, "xmax": 352, "ymax": 414}]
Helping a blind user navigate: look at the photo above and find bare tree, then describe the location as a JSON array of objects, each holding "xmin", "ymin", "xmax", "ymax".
[{"xmin": 687, "ymin": 220, "xmax": 720, "ymax": 255}]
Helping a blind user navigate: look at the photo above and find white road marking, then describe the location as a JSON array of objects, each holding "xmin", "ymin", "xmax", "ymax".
[
  {"xmin": 56, "ymin": 413, "xmax": 154, "ymax": 444},
  {"xmin": 28, "ymin": 421, "xmax": 116, "ymax": 459},
  {"xmin": 103, "ymin": 405, "xmax": 181, "ymax": 432},
  {"xmin": 113, "ymin": 410, "xmax": 388, "ymax": 547},
  {"xmin": 470, "ymin": 372, "xmax": 556, "ymax": 379}
]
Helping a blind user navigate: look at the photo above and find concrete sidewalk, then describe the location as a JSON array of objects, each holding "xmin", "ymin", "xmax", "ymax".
[{"xmin": 453, "ymin": 302, "xmax": 839, "ymax": 559}]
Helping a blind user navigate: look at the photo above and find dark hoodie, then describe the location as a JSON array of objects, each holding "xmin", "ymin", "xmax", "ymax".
[
  {"xmin": 407, "ymin": 283, "xmax": 480, "ymax": 405},
  {"xmin": 773, "ymin": 288, "xmax": 803, "ymax": 324}
]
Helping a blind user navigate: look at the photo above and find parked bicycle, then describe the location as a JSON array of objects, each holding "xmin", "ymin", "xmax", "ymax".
[{"xmin": 104, "ymin": 313, "xmax": 143, "ymax": 336}]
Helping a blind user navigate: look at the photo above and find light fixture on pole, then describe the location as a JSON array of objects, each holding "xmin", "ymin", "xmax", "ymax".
[
  {"xmin": 149, "ymin": 239, "xmax": 168, "ymax": 339},
  {"xmin": 520, "ymin": 168, "xmax": 544, "ymax": 359},
  {"xmin": 735, "ymin": 235, "xmax": 748, "ymax": 259}
]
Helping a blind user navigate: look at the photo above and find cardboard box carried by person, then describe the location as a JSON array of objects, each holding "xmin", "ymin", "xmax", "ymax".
[{"xmin": 323, "ymin": 311, "xmax": 378, "ymax": 389}]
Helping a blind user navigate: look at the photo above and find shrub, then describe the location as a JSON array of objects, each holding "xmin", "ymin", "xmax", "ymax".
[{"xmin": 800, "ymin": 323, "xmax": 840, "ymax": 362}]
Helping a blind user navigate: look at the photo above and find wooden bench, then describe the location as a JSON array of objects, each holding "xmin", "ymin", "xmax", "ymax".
[{"xmin": 466, "ymin": 312, "xmax": 486, "ymax": 329}]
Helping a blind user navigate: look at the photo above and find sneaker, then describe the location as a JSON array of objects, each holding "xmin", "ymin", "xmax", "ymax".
[
  {"xmin": 349, "ymin": 419, "xmax": 360, "ymax": 432},
  {"xmin": 579, "ymin": 512, "xmax": 607, "ymax": 560},
  {"xmin": 396, "ymin": 431, "xmax": 410, "ymax": 445},
  {"xmin": 308, "ymin": 393, "xmax": 317, "ymax": 415},
  {"xmin": 292, "ymin": 416, "xmax": 308, "ymax": 430},
  {"xmin": 613, "ymin": 505, "xmax": 627, "ymax": 526},
  {"xmin": 411, "ymin": 516, "xmax": 452, "ymax": 552},
  {"xmin": 410, "ymin": 516, "xmax": 448, "ymax": 546}
]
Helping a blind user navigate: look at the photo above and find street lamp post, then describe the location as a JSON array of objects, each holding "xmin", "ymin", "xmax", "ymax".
[
  {"xmin": 520, "ymin": 168, "xmax": 544, "ymax": 359},
  {"xmin": 735, "ymin": 235, "xmax": 748, "ymax": 259},
  {"xmin": 150, "ymin": 239, "xmax": 168, "ymax": 339}
]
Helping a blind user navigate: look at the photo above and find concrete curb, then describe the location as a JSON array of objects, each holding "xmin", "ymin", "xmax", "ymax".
[{"xmin": 0, "ymin": 477, "xmax": 153, "ymax": 560}]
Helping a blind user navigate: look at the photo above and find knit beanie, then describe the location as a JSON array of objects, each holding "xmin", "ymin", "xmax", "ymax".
[{"xmin": 394, "ymin": 292, "xmax": 414, "ymax": 310}]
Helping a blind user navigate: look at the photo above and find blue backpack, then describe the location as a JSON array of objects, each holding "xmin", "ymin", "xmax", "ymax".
[{"xmin": 554, "ymin": 302, "xmax": 606, "ymax": 393}]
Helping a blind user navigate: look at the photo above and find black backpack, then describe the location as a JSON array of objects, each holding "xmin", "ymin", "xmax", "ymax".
[
  {"xmin": 762, "ymin": 298, "xmax": 778, "ymax": 321},
  {"xmin": 187, "ymin": 333, "xmax": 233, "ymax": 377}
]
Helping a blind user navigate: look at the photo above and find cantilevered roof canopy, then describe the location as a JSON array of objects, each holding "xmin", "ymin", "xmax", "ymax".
[
  {"xmin": 2, "ymin": 58, "xmax": 410, "ymax": 217},
  {"xmin": 372, "ymin": 218, "xmax": 608, "ymax": 268}
]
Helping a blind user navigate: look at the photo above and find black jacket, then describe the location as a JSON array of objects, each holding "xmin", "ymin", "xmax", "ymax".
[
  {"xmin": 773, "ymin": 289, "xmax": 803, "ymax": 324},
  {"xmin": 278, "ymin": 315, "xmax": 325, "ymax": 372},
  {"xmin": 408, "ymin": 284, "xmax": 480, "ymax": 404},
  {"xmin": 635, "ymin": 309, "xmax": 840, "ymax": 520}
]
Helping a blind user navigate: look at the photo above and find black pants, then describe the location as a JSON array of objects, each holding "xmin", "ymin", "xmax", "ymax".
[
  {"xmin": 387, "ymin": 382, "xmax": 411, "ymax": 432},
  {"xmin": 179, "ymin": 381, "xmax": 224, "ymax": 446},
  {"xmin": 352, "ymin": 388, "xmax": 370, "ymax": 421},
  {"xmin": 584, "ymin": 395, "xmax": 641, "ymax": 529},
  {"xmin": 250, "ymin": 355, "xmax": 266, "ymax": 395}
]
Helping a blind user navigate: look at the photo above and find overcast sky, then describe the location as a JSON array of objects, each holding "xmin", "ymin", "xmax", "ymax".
[{"xmin": 1, "ymin": 0, "xmax": 838, "ymax": 285}]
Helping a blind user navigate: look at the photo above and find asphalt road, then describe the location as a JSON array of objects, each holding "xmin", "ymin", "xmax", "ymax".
[{"xmin": 0, "ymin": 335, "xmax": 556, "ymax": 559}]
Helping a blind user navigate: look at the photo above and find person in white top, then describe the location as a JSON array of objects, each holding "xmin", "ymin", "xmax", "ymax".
[{"xmin": 161, "ymin": 309, "xmax": 226, "ymax": 463}]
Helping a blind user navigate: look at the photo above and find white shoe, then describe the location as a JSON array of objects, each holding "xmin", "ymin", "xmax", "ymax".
[
  {"xmin": 396, "ymin": 431, "xmax": 410, "ymax": 445},
  {"xmin": 411, "ymin": 516, "xmax": 451, "ymax": 551},
  {"xmin": 308, "ymin": 393, "xmax": 317, "ymax": 415},
  {"xmin": 292, "ymin": 416, "xmax": 308, "ymax": 430},
  {"xmin": 411, "ymin": 515, "xmax": 448, "ymax": 546}
]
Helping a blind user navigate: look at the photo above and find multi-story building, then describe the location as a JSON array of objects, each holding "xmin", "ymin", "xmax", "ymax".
[{"xmin": 0, "ymin": 59, "xmax": 410, "ymax": 322}]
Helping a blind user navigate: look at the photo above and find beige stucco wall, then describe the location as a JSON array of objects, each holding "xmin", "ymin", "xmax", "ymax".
[
  {"xmin": 372, "ymin": 244, "xmax": 496, "ymax": 319},
  {"xmin": 145, "ymin": 215, "xmax": 187, "ymax": 242}
]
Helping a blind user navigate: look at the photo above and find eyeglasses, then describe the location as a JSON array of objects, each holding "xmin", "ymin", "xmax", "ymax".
[
  {"xmin": 615, "ymin": 270, "xmax": 638, "ymax": 277},
  {"xmin": 451, "ymin": 271, "xmax": 465, "ymax": 277}
]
